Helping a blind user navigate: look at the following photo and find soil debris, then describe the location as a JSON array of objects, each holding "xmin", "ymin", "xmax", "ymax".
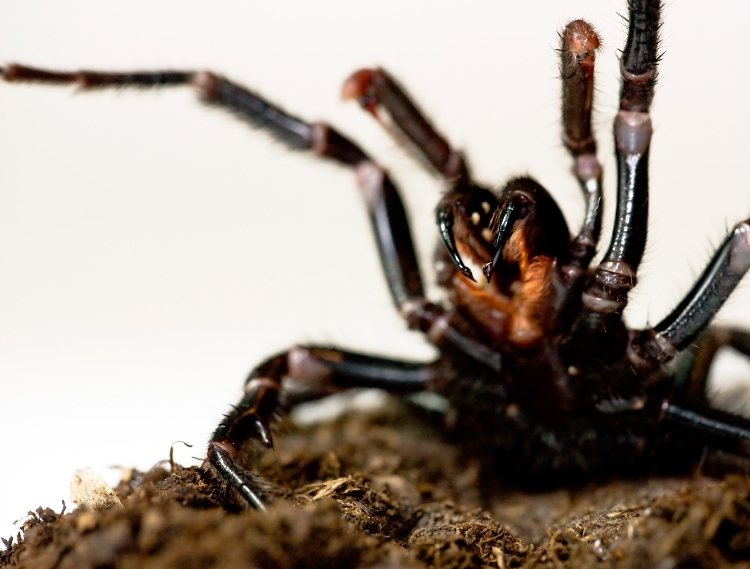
[{"xmin": 4, "ymin": 398, "xmax": 750, "ymax": 568}]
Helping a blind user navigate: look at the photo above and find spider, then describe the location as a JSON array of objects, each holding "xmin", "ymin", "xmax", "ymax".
[{"xmin": 5, "ymin": 0, "xmax": 750, "ymax": 513}]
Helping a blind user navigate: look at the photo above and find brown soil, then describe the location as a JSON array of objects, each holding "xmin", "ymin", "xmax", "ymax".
[{"xmin": 4, "ymin": 398, "xmax": 750, "ymax": 569}]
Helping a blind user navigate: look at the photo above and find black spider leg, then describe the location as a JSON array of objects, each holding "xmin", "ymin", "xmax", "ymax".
[
  {"xmin": 621, "ymin": 223, "xmax": 750, "ymax": 457},
  {"xmin": 341, "ymin": 67, "xmax": 492, "ymax": 280},
  {"xmin": 342, "ymin": 68, "xmax": 470, "ymax": 184},
  {"xmin": 1, "ymin": 64, "xmax": 501, "ymax": 371},
  {"xmin": 661, "ymin": 405, "xmax": 750, "ymax": 459},
  {"xmin": 0, "ymin": 65, "xmax": 421, "ymax": 311},
  {"xmin": 663, "ymin": 328, "xmax": 750, "ymax": 457},
  {"xmin": 208, "ymin": 346, "xmax": 449, "ymax": 509},
  {"xmin": 567, "ymin": 0, "xmax": 661, "ymax": 361},
  {"xmin": 337, "ymin": 66, "xmax": 505, "ymax": 368},
  {"xmin": 1, "ymin": 64, "xmax": 495, "ymax": 505},
  {"xmin": 629, "ymin": 221, "xmax": 750, "ymax": 366},
  {"xmin": 560, "ymin": 20, "xmax": 603, "ymax": 269},
  {"xmin": 670, "ymin": 327, "xmax": 750, "ymax": 408}
]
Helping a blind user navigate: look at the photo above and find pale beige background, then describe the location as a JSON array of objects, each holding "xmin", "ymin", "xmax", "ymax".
[{"xmin": 2, "ymin": 0, "xmax": 750, "ymax": 535}]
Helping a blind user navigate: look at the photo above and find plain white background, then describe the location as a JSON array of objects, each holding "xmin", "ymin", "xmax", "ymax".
[{"xmin": 3, "ymin": 0, "xmax": 750, "ymax": 537}]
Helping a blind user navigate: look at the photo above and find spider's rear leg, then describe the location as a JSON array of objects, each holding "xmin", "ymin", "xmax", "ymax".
[
  {"xmin": 671, "ymin": 327, "xmax": 750, "ymax": 409},
  {"xmin": 624, "ymin": 221, "xmax": 750, "ymax": 458},
  {"xmin": 207, "ymin": 346, "xmax": 446, "ymax": 510},
  {"xmin": 630, "ymin": 220, "xmax": 750, "ymax": 369}
]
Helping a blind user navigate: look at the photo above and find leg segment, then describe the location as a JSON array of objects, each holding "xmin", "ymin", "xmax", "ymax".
[
  {"xmin": 560, "ymin": 20, "xmax": 603, "ymax": 268},
  {"xmin": 207, "ymin": 346, "xmax": 447, "ymax": 509},
  {"xmin": 632, "ymin": 257, "xmax": 750, "ymax": 459},
  {"xmin": 2, "ymin": 64, "xmax": 503, "ymax": 368},
  {"xmin": 2, "ymin": 64, "xmax": 422, "ymax": 309},
  {"xmin": 652, "ymin": 327, "xmax": 750, "ymax": 461},
  {"xmin": 662, "ymin": 404, "xmax": 750, "ymax": 459},
  {"xmin": 1, "ymin": 65, "xmax": 192, "ymax": 88},
  {"xmin": 629, "ymin": 221, "xmax": 750, "ymax": 366},
  {"xmin": 588, "ymin": 0, "xmax": 660, "ymax": 298},
  {"xmin": 342, "ymin": 68, "xmax": 470, "ymax": 183},
  {"xmin": 567, "ymin": 0, "xmax": 661, "ymax": 357},
  {"xmin": 671, "ymin": 327, "xmax": 750, "ymax": 407}
]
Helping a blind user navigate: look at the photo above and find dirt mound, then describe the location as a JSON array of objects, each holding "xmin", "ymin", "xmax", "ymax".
[{"xmin": 4, "ymin": 400, "xmax": 750, "ymax": 568}]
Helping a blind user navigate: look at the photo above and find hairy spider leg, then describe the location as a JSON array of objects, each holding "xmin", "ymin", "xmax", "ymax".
[
  {"xmin": 651, "ymin": 327, "xmax": 750, "ymax": 458},
  {"xmin": 614, "ymin": 221, "xmax": 750, "ymax": 457},
  {"xmin": 0, "ymin": 64, "xmax": 421, "ymax": 310},
  {"xmin": 1, "ymin": 63, "xmax": 504, "ymax": 505},
  {"xmin": 342, "ymin": 68, "xmax": 474, "ymax": 277},
  {"xmin": 661, "ymin": 404, "xmax": 750, "ymax": 460},
  {"xmin": 0, "ymin": 64, "xmax": 506, "ymax": 368},
  {"xmin": 630, "ymin": 220, "xmax": 750, "ymax": 365},
  {"xmin": 341, "ymin": 67, "xmax": 502, "ymax": 284},
  {"xmin": 342, "ymin": 68, "xmax": 470, "ymax": 184},
  {"xmin": 208, "ymin": 346, "xmax": 448, "ymax": 509},
  {"xmin": 560, "ymin": 20, "xmax": 603, "ymax": 269},
  {"xmin": 567, "ymin": 0, "xmax": 661, "ymax": 360}
]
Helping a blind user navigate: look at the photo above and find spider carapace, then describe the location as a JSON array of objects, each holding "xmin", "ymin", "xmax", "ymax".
[{"xmin": 6, "ymin": 0, "xmax": 750, "ymax": 510}]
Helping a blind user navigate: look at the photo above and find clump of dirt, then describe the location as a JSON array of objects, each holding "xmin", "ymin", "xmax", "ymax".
[{"xmin": 4, "ymin": 399, "xmax": 750, "ymax": 568}]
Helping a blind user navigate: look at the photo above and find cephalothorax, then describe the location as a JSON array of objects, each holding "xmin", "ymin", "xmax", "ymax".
[{"xmin": 6, "ymin": 0, "xmax": 750, "ymax": 511}]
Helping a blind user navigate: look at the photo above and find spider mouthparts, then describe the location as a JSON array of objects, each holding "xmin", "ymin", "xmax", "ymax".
[
  {"xmin": 482, "ymin": 262, "xmax": 494, "ymax": 283},
  {"xmin": 437, "ymin": 206, "xmax": 476, "ymax": 282},
  {"xmin": 460, "ymin": 265, "xmax": 476, "ymax": 282},
  {"xmin": 253, "ymin": 419, "xmax": 274, "ymax": 449}
]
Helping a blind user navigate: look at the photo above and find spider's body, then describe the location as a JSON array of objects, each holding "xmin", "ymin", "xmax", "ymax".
[
  {"xmin": 6, "ymin": 0, "xmax": 750, "ymax": 511},
  {"xmin": 422, "ymin": 176, "xmax": 683, "ymax": 481}
]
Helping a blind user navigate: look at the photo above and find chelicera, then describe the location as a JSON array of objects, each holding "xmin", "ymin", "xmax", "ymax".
[{"xmin": 6, "ymin": 0, "xmax": 750, "ymax": 511}]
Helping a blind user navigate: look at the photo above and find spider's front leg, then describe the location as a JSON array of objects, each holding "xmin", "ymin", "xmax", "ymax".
[
  {"xmin": 560, "ymin": 19, "xmax": 603, "ymax": 269},
  {"xmin": 565, "ymin": 0, "xmax": 660, "ymax": 363},
  {"xmin": 342, "ymin": 66, "xmax": 492, "ymax": 285},
  {"xmin": 342, "ymin": 68, "xmax": 470, "ymax": 184},
  {"xmin": 207, "ymin": 345, "xmax": 447, "ymax": 509},
  {"xmin": 2, "ymin": 63, "xmax": 492, "ymax": 504},
  {"xmin": 1, "ymin": 64, "xmax": 494, "ymax": 507},
  {"xmin": 189, "ymin": 70, "xmax": 498, "ymax": 365},
  {"xmin": 0, "ymin": 64, "xmax": 424, "ymax": 311}
]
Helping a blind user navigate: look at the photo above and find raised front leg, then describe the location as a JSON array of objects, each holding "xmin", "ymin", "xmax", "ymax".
[
  {"xmin": 206, "ymin": 346, "xmax": 449, "ymax": 509},
  {"xmin": 1, "ymin": 64, "xmax": 424, "ymax": 311},
  {"xmin": 1, "ymin": 64, "xmax": 504, "ymax": 368},
  {"xmin": 566, "ymin": 0, "xmax": 661, "ymax": 361},
  {"xmin": 342, "ymin": 68, "xmax": 470, "ymax": 184},
  {"xmin": 560, "ymin": 19, "xmax": 603, "ymax": 269}
]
